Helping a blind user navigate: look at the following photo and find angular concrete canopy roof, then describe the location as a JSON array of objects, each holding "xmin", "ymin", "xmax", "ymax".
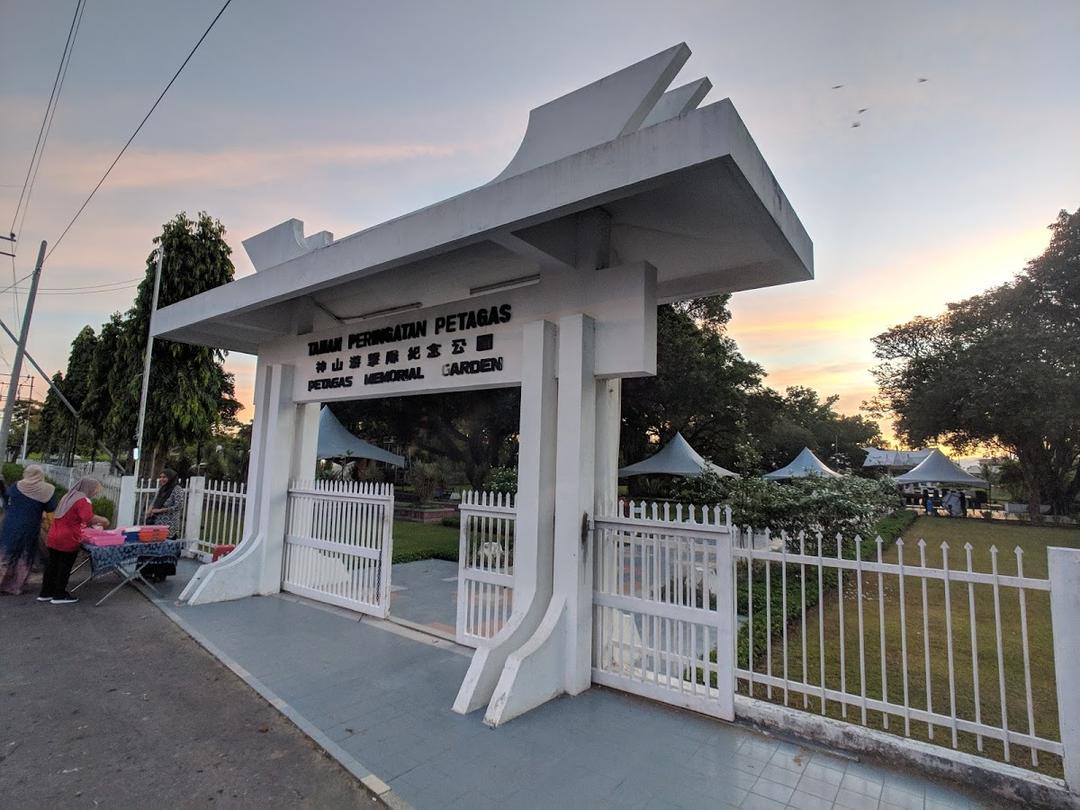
[
  {"xmin": 618, "ymin": 432, "xmax": 738, "ymax": 478},
  {"xmin": 763, "ymin": 447, "xmax": 841, "ymax": 480},
  {"xmin": 317, "ymin": 406, "xmax": 404, "ymax": 466},
  {"xmin": 893, "ymin": 448, "xmax": 987, "ymax": 487},
  {"xmin": 153, "ymin": 43, "xmax": 813, "ymax": 354}
]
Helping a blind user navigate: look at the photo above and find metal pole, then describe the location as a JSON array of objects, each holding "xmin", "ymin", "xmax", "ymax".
[
  {"xmin": 134, "ymin": 245, "xmax": 164, "ymax": 477},
  {"xmin": 20, "ymin": 376, "xmax": 32, "ymax": 460},
  {"xmin": 0, "ymin": 240, "xmax": 45, "ymax": 460}
]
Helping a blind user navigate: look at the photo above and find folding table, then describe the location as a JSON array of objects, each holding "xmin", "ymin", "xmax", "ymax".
[{"xmin": 73, "ymin": 540, "xmax": 184, "ymax": 606}]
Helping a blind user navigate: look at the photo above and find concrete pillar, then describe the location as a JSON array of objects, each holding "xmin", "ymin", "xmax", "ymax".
[
  {"xmin": 183, "ymin": 476, "xmax": 206, "ymax": 548},
  {"xmin": 117, "ymin": 475, "xmax": 137, "ymax": 527},
  {"xmin": 1049, "ymin": 547, "xmax": 1080, "ymax": 792},
  {"xmin": 181, "ymin": 360, "xmax": 301, "ymax": 604},
  {"xmin": 292, "ymin": 402, "xmax": 321, "ymax": 481},
  {"xmin": 484, "ymin": 314, "xmax": 600, "ymax": 725},
  {"xmin": 553, "ymin": 313, "xmax": 598, "ymax": 693},
  {"xmin": 454, "ymin": 320, "xmax": 558, "ymax": 714},
  {"xmin": 594, "ymin": 379, "xmax": 621, "ymax": 515}
]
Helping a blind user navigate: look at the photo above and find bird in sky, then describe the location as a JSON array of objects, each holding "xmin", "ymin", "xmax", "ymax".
[
  {"xmin": 851, "ymin": 121, "xmax": 862, "ymax": 128},
  {"xmin": 917, "ymin": 77, "xmax": 929, "ymax": 83},
  {"xmin": 857, "ymin": 107, "xmax": 869, "ymax": 114},
  {"xmin": 832, "ymin": 84, "xmax": 844, "ymax": 89}
]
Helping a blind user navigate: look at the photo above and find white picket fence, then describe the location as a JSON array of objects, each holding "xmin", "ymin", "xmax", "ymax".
[
  {"xmin": 116, "ymin": 476, "xmax": 247, "ymax": 560},
  {"xmin": 456, "ymin": 490, "xmax": 516, "ymax": 647},
  {"xmin": 281, "ymin": 480, "xmax": 394, "ymax": 617},
  {"xmin": 591, "ymin": 500, "xmax": 735, "ymax": 719},
  {"xmin": 731, "ymin": 529, "xmax": 1065, "ymax": 773},
  {"xmin": 586, "ymin": 500, "xmax": 1078, "ymax": 786},
  {"xmin": 184, "ymin": 478, "xmax": 247, "ymax": 559}
]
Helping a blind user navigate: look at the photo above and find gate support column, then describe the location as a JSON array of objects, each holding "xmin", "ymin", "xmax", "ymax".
[
  {"xmin": 181, "ymin": 360, "xmax": 304, "ymax": 604},
  {"xmin": 484, "ymin": 314, "xmax": 606, "ymax": 725},
  {"xmin": 454, "ymin": 320, "xmax": 557, "ymax": 714}
]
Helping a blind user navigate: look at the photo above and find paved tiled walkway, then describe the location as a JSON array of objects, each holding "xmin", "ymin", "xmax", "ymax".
[
  {"xmin": 147, "ymin": 562, "xmax": 1000, "ymax": 809},
  {"xmin": 388, "ymin": 558, "xmax": 459, "ymax": 637}
]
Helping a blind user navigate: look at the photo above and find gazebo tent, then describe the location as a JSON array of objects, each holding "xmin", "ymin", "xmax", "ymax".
[
  {"xmin": 618, "ymin": 432, "xmax": 738, "ymax": 478},
  {"xmin": 893, "ymin": 448, "xmax": 986, "ymax": 487},
  {"xmin": 317, "ymin": 406, "xmax": 405, "ymax": 467},
  {"xmin": 763, "ymin": 447, "xmax": 841, "ymax": 480}
]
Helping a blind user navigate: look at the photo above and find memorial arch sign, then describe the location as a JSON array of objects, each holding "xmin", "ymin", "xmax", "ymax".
[{"xmin": 154, "ymin": 42, "xmax": 812, "ymax": 726}]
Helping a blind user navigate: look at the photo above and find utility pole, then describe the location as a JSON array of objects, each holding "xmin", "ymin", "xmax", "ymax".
[
  {"xmin": 0, "ymin": 240, "xmax": 45, "ymax": 461},
  {"xmin": 134, "ymin": 245, "xmax": 163, "ymax": 477},
  {"xmin": 20, "ymin": 376, "xmax": 33, "ymax": 460}
]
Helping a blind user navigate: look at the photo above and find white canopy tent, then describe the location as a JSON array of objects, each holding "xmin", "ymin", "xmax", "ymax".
[
  {"xmin": 317, "ymin": 406, "xmax": 405, "ymax": 467},
  {"xmin": 618, "ymin": 431, "xmax": 737, "ymax": 478},
  {"xmin": 893, "ymin": 448, "xmax": 987, "ymax": 487},
  {"xmin": 763, "ymin": 447, "xmax": 841, "ymax": 480}
]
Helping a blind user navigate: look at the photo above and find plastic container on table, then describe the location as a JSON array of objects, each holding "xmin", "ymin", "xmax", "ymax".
[{"xmin": 81, "ymin": 528, "xmax": 124, "ymax": 547}]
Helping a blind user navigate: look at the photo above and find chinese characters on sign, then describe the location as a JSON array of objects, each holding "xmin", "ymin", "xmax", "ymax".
[{"xmin": 300, "ymin": 302, "xmax": 517, "ymax": 399}]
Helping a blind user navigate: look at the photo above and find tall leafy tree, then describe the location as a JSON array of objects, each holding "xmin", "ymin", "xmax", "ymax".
[
  {"xmin": 334, "ymin": 389, "xmax": 521, "ymax": 489},
  {"xmin": 872, "ymin": 208, "xmax": 1080, "ymax": 514},
  {"xmin": 83, "ymin": 313, "xmax": 126, "ymax": 457},
  {"xmin": 622, "ymin": 297, "xmax": 766, "ymax": 473},
  {"xmin": 34, "ymin": 372, "xmax": 67, "ymax": 459},
  {"xmin": 108, "ymin": 212, "xmax": 240, "ymax": 471}
]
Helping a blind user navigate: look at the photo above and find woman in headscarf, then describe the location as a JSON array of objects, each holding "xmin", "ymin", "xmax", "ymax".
[
  {"xmin": 39, "ymin": 478, "xmax": 109, "ymax": 605},
  {"xmin": 143, "ymin": 468, "xmax": 184, "ymax": 582},
  {"xmin": 0, "ymin": 465, "xmax": 59, "ymax": 595}
]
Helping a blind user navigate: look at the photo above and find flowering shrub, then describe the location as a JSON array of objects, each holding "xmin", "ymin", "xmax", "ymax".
[
  {"xmin": 676, "ymin": 472, "xmax": 902, "ymax": 551},
  {"xmin": 485, "ymin": 466, "xmax": 517, "ymax": 494}
]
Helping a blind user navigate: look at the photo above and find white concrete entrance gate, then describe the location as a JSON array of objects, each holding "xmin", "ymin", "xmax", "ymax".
[
  {"xmin": 282, "ymin": 479, "xmax": 394, "ymax": 617},
  {"xmin": 160, "ymin": 43, "xmax": 812, "ymax": 725}
]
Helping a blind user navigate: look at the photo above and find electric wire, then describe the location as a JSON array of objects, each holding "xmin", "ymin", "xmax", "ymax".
[
  {"xmin": 45, "ymin": 0, "xmax": 234, "ymax": 262},
  {"xmin": 15, "ymin": 0, "xmax": 87, "ymax": 245},
  {"xmin": 8, "ymin": 0, "xmax": 84, "ymax": 235},
  {"xmin": 9, "ymin": 0, "xmax": 87, "ymax": 329}
]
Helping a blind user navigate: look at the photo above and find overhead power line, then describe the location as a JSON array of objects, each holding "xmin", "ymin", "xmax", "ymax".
[
  {"xmin": 14, "ymin": 0, "xmax": 87, "ymax": 247},
  {"xmin": 9, "ymin": 0, "xmax": 86, "ymax": 331},
  {"xmin": 8, "ymin": 0, "xmax": 85, "ymax": 236},
  {"xmin": 45, "ymin": 0, "xmax": 235, "ymax": 262}
]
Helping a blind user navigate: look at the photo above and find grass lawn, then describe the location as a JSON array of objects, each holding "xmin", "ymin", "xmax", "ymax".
[
  {"xmin": 391, "ymin": 520, "xmax": 459, "ymax": 564},
  {"xmin": 741, "ymin": 516, "xmax": 1080, "ymax": 778}
]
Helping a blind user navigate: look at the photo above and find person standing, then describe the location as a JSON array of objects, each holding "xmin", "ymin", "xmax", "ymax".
[
  {"xmin": 143, "ymin": 469, "xmax": 184, "ymax": 583},
  {"xmin": 0, "ymin": 466, "xmax": 59, "ymax": 595},
  {"xmin": 39, "ymin": 478, "xmax": 109, "ymax": 605}
]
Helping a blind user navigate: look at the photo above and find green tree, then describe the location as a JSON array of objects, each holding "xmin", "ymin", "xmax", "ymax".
[
  {"xmin": 34, "ymin": 371, "xmax": 67, "ymax": 460},
  {"xmin": 107, "ymin": 212, "xmax": 240, "ymax": 472},
  {"xmin": 83, "ymin": 313, "xmax": 126, "ymax": 458},
  {"xmin": 872, "ymin": 208, "xmax": 1080, "ymax": 515},
  {"xmin": 622, "ymin": 296, "xmax": 766, "ymax": 473},
  {"xmin": 333, "ymin": 388, "xmax": 520, "ymax": 489}
]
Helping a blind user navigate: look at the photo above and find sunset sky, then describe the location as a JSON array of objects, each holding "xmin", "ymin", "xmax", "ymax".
[{"xmin": 2, "ymin": 0, "xmax": 1078, "ymax": 444}]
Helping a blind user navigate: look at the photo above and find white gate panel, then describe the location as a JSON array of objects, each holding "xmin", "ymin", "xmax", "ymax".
[
  {"xmin": 282, "ymin": 480, "xmax": 394, "ymax": 617},
  {"xmin": 592, "ymin": 501, "xmax": 734, "ymax": 720},
  {"xmin": 456, "ymin": 491, "xmax": 515, "ymax": 647}
]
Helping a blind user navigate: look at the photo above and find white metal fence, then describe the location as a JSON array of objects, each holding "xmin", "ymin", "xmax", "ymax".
[
  {"xmin": 456, "ymin": 490, "xmax": 516, "ymax": 647},
  {"xmin": 282, "ymin": 480, "xmax": 394, "ymax": 617},
  {"xmin": 184, "ymin": 478, "xmax": 247, "ymax": 559},
  {"xmin": 731, "ymin": 529, "xmax": 1064, "ymax": 775},
  {"xmin": 591, "ymin": 500, "xmax": 735, "ymax": 720}
]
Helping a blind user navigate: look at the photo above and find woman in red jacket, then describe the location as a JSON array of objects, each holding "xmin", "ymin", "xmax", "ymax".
[{"xmin": 38, "ymin": 478, "xmax": 109, "ymax": 605}]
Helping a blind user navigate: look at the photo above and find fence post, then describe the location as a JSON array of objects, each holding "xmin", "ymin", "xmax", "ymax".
[
  {"xmin": 715, "ymin": 527, "xmax": 736, "ymax": 721},
  {"xmin": 1049, "ymin": 546, "xmax": 1080, "ymax": 793},
  {"xmin": 184, "ymin": 476, "xmax": 206, "ymax": 550},
  {"xmin": 117, "ymin": 475, "xmax": 137, "ymax": 527}
]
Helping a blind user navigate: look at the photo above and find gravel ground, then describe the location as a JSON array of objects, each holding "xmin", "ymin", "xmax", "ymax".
[{"xmin": 0, "ymin": 569, "xmax": 380, "ymax": 809}]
